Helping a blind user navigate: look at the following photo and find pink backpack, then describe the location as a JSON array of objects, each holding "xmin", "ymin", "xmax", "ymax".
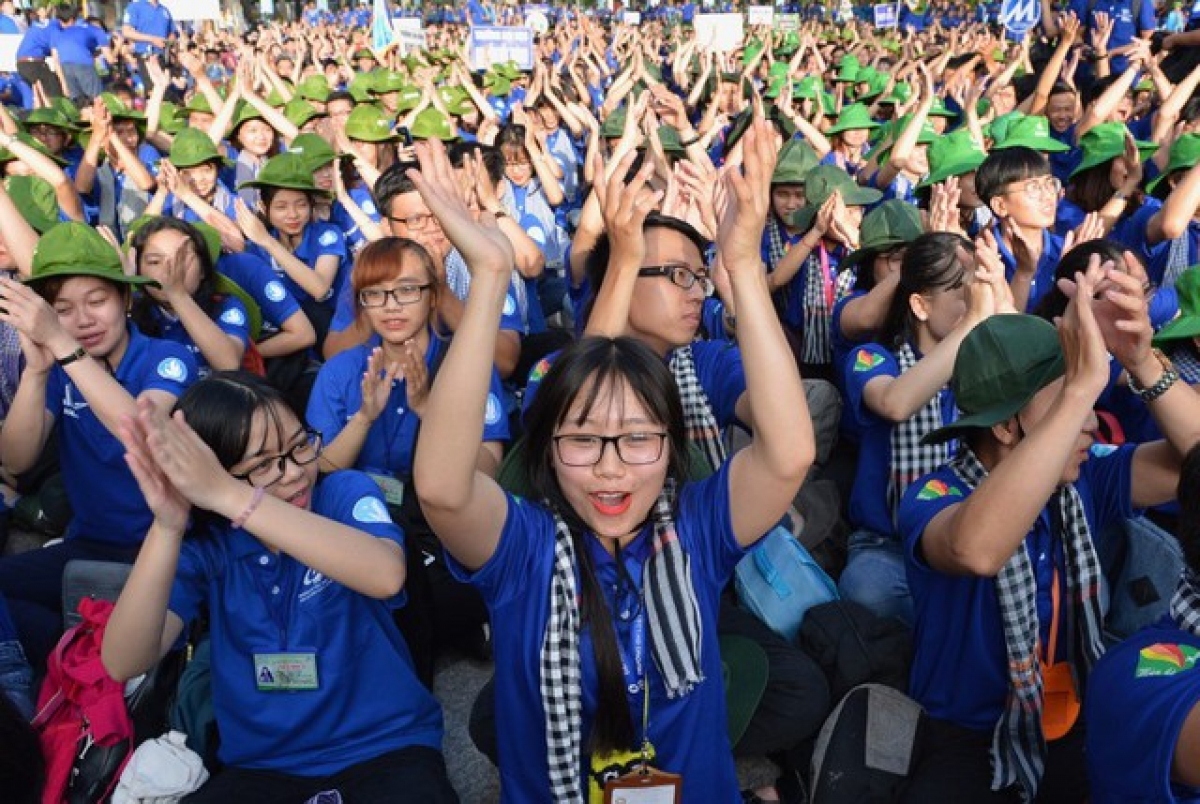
[{"xmin": 32, "ymin": 597, "xmax": 134, "ymax": 804}]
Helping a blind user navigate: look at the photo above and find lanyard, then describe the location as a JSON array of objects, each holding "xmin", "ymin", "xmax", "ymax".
[
  {"xmin": 250, "ymin": 556, "xmax": 296, "ymax": 650},
  {"xmin": 817, "ymin": 243, "xmax": 835, "ymax": 309},
  {"xmin": 1039, "ymin": 566, "xmax": 1062, "ymax": 666},
  {"xmin": 612, "ymin": 541, "xmax": 652, "ymax": 760}
]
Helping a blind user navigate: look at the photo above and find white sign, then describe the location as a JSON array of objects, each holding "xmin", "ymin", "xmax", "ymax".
[
  {"xmin": 392, "ymin": 17, "xmax": 426, "ymax": 54},
  {"xmin": 999, "ymin": 0, "xmax": 1041, "ymax": 36},
  {"xmin": 622, "ymin": 10, "xmax": 641, "ymax": 24},
  {"xmin": 775, "ymin": 12, "xmax": 800, "ymax": 30},
  {"xmin": 161, "ymin": 0, "xmax": 220, "ymax": 21},
  {"xmin": 694, "ymin": 13, "xmax": 745, "ymax": 52},
  {"xmin": 468, "ymin": 26, "xmax": 535, "ymax": 71},
  {"xmin": 526, "ymin": 9, "xmax": 550, "ymax": 33},
  {"xmin": 747, "ymin": 5, "xmax": 774, "ymax": 25},
  {"xmin": 0, "ymin": 34, "xmax": 18, "ymax": 73},
  {"xmin": 873, "ymin": 3, "xmax": 898, "ymax": 26}
]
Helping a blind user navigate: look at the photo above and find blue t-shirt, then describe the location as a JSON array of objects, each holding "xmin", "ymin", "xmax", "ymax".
[
  {"xmin": 995, "ymin": 225, "xmax": 1065, "ymax": 312},
  {"xmin": 245, "ymin": 221, "xmax": 348, "ymax": 307},
  {"xmin": 1086, "ymin": 617, "xmax": 1200, "ymax": 803},
  {"xmin": 899, "ymin": 444, "xmax": 1136, "ymax": 729},
  {"xmin": 46, "ymin": 325, "xmax": 197, "ymax": 545},
  {"xmin": 16, "ymin": 18, "xmax": 60, "ymax": 59},
  {"xmin": 447, "ymin": 463, "xmax": 746, "ymax": 803},
  {"xmin": 843, "ymin": 343, "xmax": 957, "ymax": 537},
  {"xmin": 217, "ymin": 251, "xmax": 304, "ymax": 337},
  {"xmin": 167, "ymin": 470, "xmax": 443, "ymax": 774},
  {"xmin": 122, "ymin": 0, "xmax": 175, "ymax": 55},
  {"xmin": 1069, "ymin": 0, "xmax": 1156, "ymax": 74},
  {"xmin": 307, "ymin": 336, "xmax": 510, "ymax": 477},
  {"xmin": 0, "ymin": 13, "xmax": 21, "ymax": 34},
  {"xmin": 145, "ymin": 295, "xmax": 250, "ymax": 375},
  {"xmin": 52, "ymin": 21, "xmax": 107, "ymax": 65}
]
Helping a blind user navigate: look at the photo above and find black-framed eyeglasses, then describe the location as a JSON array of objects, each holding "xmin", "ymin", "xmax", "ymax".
[
  {"xmin": 1002, "ymin": 176, "xmax": 1062, "ymax": 201},
  {"xmin": 232, "ymin": 429, "xmax": 323, "ymax": 488},
  {"xmin": 552, "ymin": 432, "xmax": 668, "ymax": 467},
  {"xmin": 638, "ymin": 264, "xmax": 715, "ymax": 297},
  {"xmin": 386, "ymin": 212, "xmax": 439, "ymax": 231},
  {"xmin": 358, "ymin": 284, "xmax": 432, "ymax": 308}
]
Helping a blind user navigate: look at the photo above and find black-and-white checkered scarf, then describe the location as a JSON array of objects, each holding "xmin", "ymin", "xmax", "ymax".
[
  {"xmin": 1165, "ymin": 232, "xmax": 1191, "ymax": 290},
  {"xmin": 765, "ymin": 215, "xmax": 790, "ymax": 270},
  {"xmin": 801, "ymin": 248, "xmax": 856, "ymax": 365},
  {"xmin": 887, "ymin": 343, "xmax": 952, "ymax": 526},
  {"xmin": 669, "ymin": 345, "xmax": 726, "ymax": 475},
  {"xmin": 1166, "ymin": 342, "xmax": 1200, "ymax": 386},
  {"xmin": 542, "ymin": 485, "xmax": 704, "ymax": 803},
  {"xmin": 949, "ymin": 447, "xmax": 1105, "ymax": 802},
  {"xmin": 1170, "ymin": 568, "xmax": 1200, "ymax": 638}
]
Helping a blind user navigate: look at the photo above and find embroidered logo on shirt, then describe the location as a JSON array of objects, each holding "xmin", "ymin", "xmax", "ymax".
[
  {"xmin": 503, "ymin": 295, "xmax": 516, "ymax": 316},
  {"xmin": 530, "ymin": 358, "xmax": 552, "ymax": 382},
  {"xmin": 264, "ymin": 280, "xmax": 287, "ymax": 302},
  {"xmin": 352, "ymin": 496, "xmax": 391, "ymax": 525},
  {"xmin": 156, "ymin": 357, "xmax": 188, "ymax": 382},
  {"xmin": 916, "ymin": 479, "xmax": 963, "ymax": 501},
  {"xmin": 319, "ymin": 230, "xmax": 338, "ymax": 247},
  {"xmin": 853, "ymin": 349, "xmax": 885, "ymax": 372},
  {"xmin": 1089, "ymin": 443, "xmax": 1118, "ymax": 458},
  {"xmin": 220, "ymin": 308, "xmax": 246, "ymax": 327},
  {"xmin": 363, "ymin": 200, "xmax": 377, "ymax": 216},
  {"xmin": 485, "ymin": 392, "xmax": 502, "ymax": 426},
  {"xmin": 1135, "ymin": 643, "xmax": 1200, "ymax": 678}
]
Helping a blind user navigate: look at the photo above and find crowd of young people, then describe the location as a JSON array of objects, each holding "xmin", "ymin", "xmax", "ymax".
[{"xmin": 2, "ymin": 2, "xmax": 1200, "ymax": 802}]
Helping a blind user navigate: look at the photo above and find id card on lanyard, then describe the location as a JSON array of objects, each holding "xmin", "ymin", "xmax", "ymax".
[{"xmin": 251, "ymin": 561, "xmax": 320, "ymax": 692}]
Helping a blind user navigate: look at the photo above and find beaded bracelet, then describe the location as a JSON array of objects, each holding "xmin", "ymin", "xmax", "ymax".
[{"xmin": 232, "ymin": 487, "xmax": 265, "ymax": 529}]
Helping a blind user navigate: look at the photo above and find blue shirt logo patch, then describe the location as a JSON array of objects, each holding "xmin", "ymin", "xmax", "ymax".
[
  {"xmin": 319, "ymin": 230, "xmax": 339, "ymax": 247},
  {"xmin": 220, "ymin": 308, "xmax": 246, "ymax": 326},
  {"xmin": 264, "ymin": 280, "xmax": 287, "ymax": 302},
  {"xmin": 352, "ymin": 496, "xmax": 391, "ymax": 524},
  {"xmin": 503, "ymin": 295, "xmax": 516, "ymax": 316},
  {"xmin": 157, "ymin": 357, "xmax": 188, "ymax": 383},
  {"xmin": 484, "ymin": 392, "xmax": 502, "ymax": 426}
]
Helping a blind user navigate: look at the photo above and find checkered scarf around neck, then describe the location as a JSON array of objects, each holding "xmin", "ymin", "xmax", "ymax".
[
  {"xmin": 801, "ymin": 248, "xmax": 857, "ymax": 365},
  {"xmin": 669, "ymin": 345, "xmax": 726, "ymax": 475},
  {"xmin": 765, "ymin": 215, "xmax": 790, "ymax": 270},
  {"xmin": 1165, "ymin": 232, "xmax": 1192, "ymax": 290},
  {"xmin": 948, "ymin": 447, "xmax": 1105, "ymax": 802},
  {"xmin": 887, "ymin": 343, "xmax": 953, "ymax": 525},
  {"xmin": 542, "ymin": 485, "xmax": 704, "ymax": 803},
  {"xmin": 1170, "ymin": 568, "xmax": 1200, "ymax": 639},
  {"xmin": 1166, "ymin": 342, "xmax": 1200, "ymax": 386}
]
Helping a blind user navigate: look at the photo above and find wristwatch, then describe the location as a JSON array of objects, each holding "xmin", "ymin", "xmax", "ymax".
[
  {"xmin": 1128, "ymin": 348, "xmax": 1179, "ymax": 403},
  {"xmin": 56, "ymin": 346, "xmax": 88, "ymax": 368}
]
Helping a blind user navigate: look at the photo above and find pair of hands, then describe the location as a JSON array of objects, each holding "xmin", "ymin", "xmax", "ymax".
[
  {"xmin": 0, "ymin": 277, "xmax": 76, "ymax": 376},
  {"xmin": 358, "ymin": 344, "xmax": 429, "ymax": 423}
]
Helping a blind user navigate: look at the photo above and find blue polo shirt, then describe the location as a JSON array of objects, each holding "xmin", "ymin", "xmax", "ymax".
[
  {"xmin": 122, "ymin": 0, "xmax": 175, "ymax": 55},
  {"xmin": 217, "ymin": 251, "xmax": 304, "ymax": 337},
  {"xmin": 0, "ymin": 14, "xmax": 21, "ymax": 34},
  {"xmin": 760, "ymin": 216, "xmax": 807, "ymax": 331},
  {"xmin": 167, "ymin": 470, "xmax": 443, "ymax": 775},
  {"xmin": 146, "ymin": 295, "xmax": 250, "ymax": 375},
  {"xmin": 1086, "ymin": 617, "xmax": 1200, "ymax": 803},
  {"xmin": 1069, "ymin": 0, "xmax": 1156, "ymax": 75},
  {"xmin": 994, "ymin": 225, "xmax": 1064, "ymax": 312},
  {"xmin": 899, "ymin": 444, "xmax": 1136, "ymax": 730},
  {"xmin": 245, "ymin": 220, "xmax": 348, "ymax": 307},
  {"xmin": 843, "ymin": 343, "xmax": 956, "ymax": 537},
  {"xmin": 16, "ymin": 19, "xmax": 59, "ymax": 59},
  {"xmin": 447, "ymin": 463, "xmax": 745, "ymax": 803},
  {"xmin": 307, "ymin": 336, "xmax": 510, "ymax": 477},
  {"xmin": 52, "ymin": 21, "xmax": 108, "ymax": 65},
  {"xmin": 46, "ymin": 325, "xmax": 197, "ymax": 546}
]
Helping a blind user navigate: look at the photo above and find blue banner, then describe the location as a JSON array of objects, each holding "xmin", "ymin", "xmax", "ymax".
[{"xmin": 371, "ymin": 0, "xmax": 396, "ymax": 51}]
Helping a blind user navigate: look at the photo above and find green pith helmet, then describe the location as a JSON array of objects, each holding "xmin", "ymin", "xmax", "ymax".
[
  {"xmin": 28, "ymin": 222, "xmax": 157, "ymax": 289},
  {"xmin": 0, "ymin": 132, "xmax": 69, "ymax": 166},
  {"xmin": 1071, "ymin": 122, "xmax": 1158, "ymax": 178},
  {"xmin": 288, "ymin": 133, "xmax": 339, "ymax": 172},
  {"xmin": 237, "ymin": 152, "xmax": 330, "ymax": 196},
  {"xmin": 841, "ymin": 200, "xmax": 924, "ymax": 273},
  {"xmin": 159, "ymin": 101, "xmax": 187, "ymax": 135},
  {"xmin": 1148, "ymin": 134, "xmax": 1200, "ymax": 196},
  {"xmin": 24, "ymin": 106, "xmax": 80, "ymax": 132},
  {"xmin": 918, "ymin": 129, "xmax": 989, "ymax": 188},
  {"xmin": 344, "ymin": 104, "xmax": 399, "ymax": 143},
  {"xmin": 169, "ymin": 128, "xmax": 233, "ymax": 169},
  {"xmin": 790, "ymin": 165, "xmax": 883, "ymax": 231},
  {"xmin": 991, "ymin": 115, "xmax": 1068, "ymax": 153},
  {"xmin": 284, "ymin": 98, "xmax": 325, "ymax": 129},
  {"xmin": 772, "ymin": 139, "xmax": 819, "ymax": 185},
  {"xmin": 410, "ymin": 108, "xmax": 456, "ymax": 142},
  {"xmin": 4, "ymin": 175, "xmax": 58, "ymax": 233},
  {"xmin": 296, "ymin": 74, "xmax": 332, "ymax": 103},
  {"xmin": 230, "ymin": 101, "xmax": 266, "ymax": 133},
  {"xmin": 826, "ymin": 103, "xmax": 880, "ymax": 136}
]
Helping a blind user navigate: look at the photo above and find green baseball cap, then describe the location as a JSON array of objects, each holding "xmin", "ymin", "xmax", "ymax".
[
  {"xmin": 841, "ymin": 200, "xmax": 923, "ymax": 273},
  {"xmin": 790, "ymin": 165, "xmax": 883, "ymax": 231},
  {"xmin": 720, "ymin": 634, "xmax": 769, "ymax": 747},
  {"xmin": 922, "ymin": 314, "xmax": 1065, "ymax": 444},
  {"xmin": 825, "ymin": 103, "xmax": 880, "ymax": 136},
  {"xmin": 1147, "ymin": 134, "xmax": 1200, "ymax": 196},
  {"xmin": 344, "ymin": 104, "xmax": 399, "ymax": 143},
  {"xmin": 4, "ymin": 175, "xmax": 58, "ymax": 233},
  {"xmin": 288, "ymin": 133, "xmax": 338, "ymax": 171},
  {"xmin": 169, "ymin": 128, "xmax": 232, "ymax": 169},
  {"xmin": 918, "ymin": 129, "xmax": 988, "ymax": 188},
  {"xmin": 238, "ymin": 152, "xmax": 329, "ymax": 196},
  {"xmin": 296, "ymin": 75, "xmax": 332, "ymax": 103},
  {"xmin": 28, "ymin": 222, "xmax": 157, "ymax": 288},
  {"xmin": 992, "ymin": 115, "xmax": 1068, "ymax": 153},
  {"xmin": 410, "ymin": 108, "xmax": 456, "ymax": 142},
  {"xmin": 0, "ymin": 132, "xmax": 69, "ymax": 166},
  {"xmin": 1153, "ymin": 267, "xmax": 1200, "ymax": 346},
  {"xmin": 772, "ymin": 139, "xmax": 819, "ymax": 185},
  {"xmin": 23, "ymin": 107, "xmax": 79, "ymax": 132},
  {"xmin": 284, "ymin": 98, "xmax": 325, "ymax": 129},
  {"xmin": 1071, "ymin": 122, "xmax": 1157, "ymax": 178}
]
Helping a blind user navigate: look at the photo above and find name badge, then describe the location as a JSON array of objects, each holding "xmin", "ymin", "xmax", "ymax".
[
  {"xmin": 253, "ymin": 652, "xmax": 320, "ymax": 691},
  {"xmin": 367, "ymin": 473, "xmax": 405, "ymax": 507},
  {"xmin": 603, "ymin": 767, "xmax": 683, "ymax": 804}
]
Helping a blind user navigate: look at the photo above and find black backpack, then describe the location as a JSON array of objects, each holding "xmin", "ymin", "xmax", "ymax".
[{"xmin": 798, "ymin": 600, "xmax": 913, "ymax": 703}]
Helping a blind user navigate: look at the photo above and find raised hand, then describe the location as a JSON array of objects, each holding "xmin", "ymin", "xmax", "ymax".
[
  {"xmin": 234, "ymin": 199, "xmax": 272, "ymax": 247},
  {"xmin": 118, "ymin": 398, "xmax": 191, "ymax": 533},
  {"xmin": 358, "ymin": 346, "xmax": 403, "ymax": 423},
  {"xmin": 592, "ymin": 148, "xmax": 660, "ymax": 271},
  {"xmin": 1056, "ymin": 254, "xmax": 1117, "ymax": 402},
  {"xmin": 929, "ymin": 177, "xmax": 965, "ymax": 235},
  {"xmin": 1064, "ymin": 211, "xmax": 1106, "ymax": 254},
  {"xmin": 974, "ymin": 228, "xmax": 1017, "ymax": 314},
  {"xmin": 0, "ymin": 276, "xmax": 72, "ymax": 355},
  {"xmin": 397, "ymin": 340, "xmax": 430, "ymax": 418},
  {"xmin": 717, "ymin": 112, "xmax": 776, "ymax": 272}
]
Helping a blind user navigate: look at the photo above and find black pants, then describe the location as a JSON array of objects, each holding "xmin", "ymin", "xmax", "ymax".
[
  {"xmin": 16, "ymin": 60, "xmax": 62, "ymax": 98},
  {"xmin": 182, "ymin": 746, "xmax": 459, "ymax": 804},
  {"xmin": 900, "ymin": 716, "xmax": 1088, "ymax": 803}
]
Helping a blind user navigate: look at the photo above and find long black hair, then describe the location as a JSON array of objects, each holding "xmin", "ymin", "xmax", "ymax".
[
  {"xmin": 879, "ymin": 232, "xmax": 973, "ymax": 350},
  {"xmin": 1031, "ymin": 238, "xmax": 1128, "ymax": 322},
  {"xmin": 1178, "ymin": 444, "xmax": 1200, "ymax": 574},
  {"xmin": 129, "ymin": 217, "xmax": 221, "ymax": 336},
  {"xmin": 522, "ymin": 336, "xmax": 689, "ymax": 754}
]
